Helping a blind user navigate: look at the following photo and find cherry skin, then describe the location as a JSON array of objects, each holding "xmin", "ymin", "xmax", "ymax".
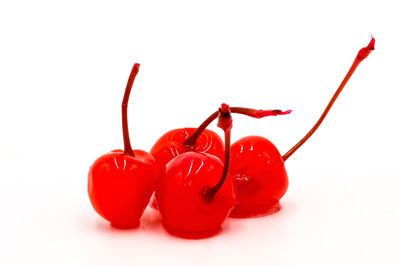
[
  {"xmin": 229, "ymin": 136, "xmax": 287, "ymax": 217},
  {"xmin": 88, "ymin": 149, "xmax": 158, "ymax": 228},
  {"xmin": 150, "ymin": 128, "xmax": 224, "ymax": 167},
  {"xmin": 155, "ymin": 152, "xmax": 235, "ymax": 238}
]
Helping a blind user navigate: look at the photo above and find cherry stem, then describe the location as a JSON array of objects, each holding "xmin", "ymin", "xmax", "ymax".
[
  {"xmin": 184, "ymin": 111, "xmax": 218, "ymax": 148},
  {"xmin": 184, "ymin": 106, "xmax": 291, "ymax": 148},
  {"xmin": 282, "ymin": 37, "xmax": 375, "ymax": 162},
  {"xmin": 122, "ymin": 63, "xmax": 140, "ymax": 157},
  {"xmin": 202, "ymin": 105, "xmax": 232, "ymax": 201}
]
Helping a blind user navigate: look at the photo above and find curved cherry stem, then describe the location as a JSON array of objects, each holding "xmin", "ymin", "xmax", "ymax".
[
  {"xmin": 122, "ymin": 63, "xmax": 140, "ymax": 157},
  {"xmin": 282, "ymin": 37, "xmax": 375, "ymax": 162},
  {"xmin": 184, "ymin": 111, "xmax": 218, "ymax": 148},
  {"xmin": 202, "ymin": 105, "xmax": 232, "ymax": 201},
  {"xmin": 184, "ymin": 107, "xmax": 291, "ymax": 148}
]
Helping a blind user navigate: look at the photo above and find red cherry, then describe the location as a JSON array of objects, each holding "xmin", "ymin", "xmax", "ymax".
[
  {"xmin": 229, "ymin": 136, "xmax": 287, "ymax": 217},
  {"xmin": 88, "ymin": 63, "xmax": 158, "ymax": 228},
  {"xmin": 88, "ymin": 149, "xmax": 157, "ymax": 228},
  {"xmin": 150, "ymin": 128, "xmax": 224, "ymax": 168},
  {"xmin": 156, "ymin": 152, "xmax": 235, "ymax": 238},
  {"xmin": 228, "ymin": 37, "xmax": 375, "ymax": 218},
  {"xmin": 155, "ymin": 105, "xmax": 235, "ymax": 238},
  {"xmin": 150, "ymin": 127, "xmax": 224, "ymax": 211}
]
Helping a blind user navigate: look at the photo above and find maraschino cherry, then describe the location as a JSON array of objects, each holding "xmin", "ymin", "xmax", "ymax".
[
  {"xmin": 229, "ymin": 37, "xmax": 375, "ymax": 218},
  {"xmin": 88, "ymin": 63, "xmax": 158, "ymax": 229},
  {"xmin": 155, "ymin": 104, "xmax": 235, "ymax": 238}
]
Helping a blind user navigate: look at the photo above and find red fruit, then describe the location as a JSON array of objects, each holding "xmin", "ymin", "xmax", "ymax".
[
  {"xmin": 155, "ymin": 105, "xmax": 235, "ymax": 238},
  {"xmin": 88, "ymin": 63, "xmax": 158, "ymax": 228},
  {"xmin": 88, "ymin": 149, "xmax": 157, "ymax": 228},
  {"xmin": 229, "ymin": 37, "xmax": 375, "ymax": 218},
  {"xmin": 156, "ymin": 152, "xmax": 235, "ymax": 238},
  {"xmin": 229, "ymin": 136, "xmax": 287, "ymax": 217},
  {"xmin": 150, "ymin": 128, "xmax": 224, "ymax": 168}
]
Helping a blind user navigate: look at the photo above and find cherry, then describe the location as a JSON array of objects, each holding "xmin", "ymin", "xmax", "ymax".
[
  {"xmin": 229, "ymin": 136, "xmax": 287, "ymax": 217},
  {"xmin": 151, "ymin": 127, "xmax": 224, "ymax": 168},
  {"xmin": 88, "ymin": 63, "xmax": 158, "ymax": 229},
  {"xmin": 229, "ymin": 37, "xmax": 375, "ymax": 218},
  {"xmin": 155, "ymin": 105, "xmax": 235, "ymax": 238}
]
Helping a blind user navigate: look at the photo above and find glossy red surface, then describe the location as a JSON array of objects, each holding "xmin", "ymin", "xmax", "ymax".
[
  {"xmin": 155, "ymin": 152, "xmax": 235, "ymax": 238},
  {"xmin": 229, "ymin": 136, "xmax": 288, "ymax": 218},
  {"xmin": 88, "ymin": 149, "xmax": 158, "ymax": 228},
  {"xmin": 150, "ymin": 128, "xmax": 224, "ymax": 168},
  {"xmin": 150, "ymin": 128, "xmax": 224, "ymax": 210}
]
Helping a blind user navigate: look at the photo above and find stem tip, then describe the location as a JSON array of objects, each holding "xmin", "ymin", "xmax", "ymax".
[{"xmin": 357, "ymin": 37, "xmax": 375, "ymax": 61}]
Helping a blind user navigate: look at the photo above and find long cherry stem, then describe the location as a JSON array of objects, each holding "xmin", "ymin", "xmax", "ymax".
[
  {"xmin": 282, "ymin": 37, "xmax": 375, "ymax": 162},
  {"xmin": 184, "ymin": 106, "xmax": 291, "ymax": 147},
  {"xmin": 122, "ymin": 63, "xmax": 140, "ymax": 157},
  {"xmin": 203, "ymin": 104, "xmax": 233, "ymax": 201}
]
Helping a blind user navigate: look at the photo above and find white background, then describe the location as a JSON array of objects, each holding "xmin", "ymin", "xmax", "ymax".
[{"xmin": 1, "ymin": 1, "xmax": 399, "ymax": 265}]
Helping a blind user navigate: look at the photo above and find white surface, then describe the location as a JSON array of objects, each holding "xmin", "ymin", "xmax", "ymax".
[{"xmin": 1, "ymin": 1, "xmax": 399, "ymax": 265}]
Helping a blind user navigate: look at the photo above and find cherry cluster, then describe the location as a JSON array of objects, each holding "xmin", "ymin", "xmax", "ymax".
[{"xmin": 88, "ymin": 38, "xmax": 375, "ymax": 239}]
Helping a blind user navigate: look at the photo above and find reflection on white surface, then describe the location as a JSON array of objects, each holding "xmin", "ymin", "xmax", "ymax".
[{"xmin": 4, "ymin": 179, "xmax": 399, "ymax": 266}]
